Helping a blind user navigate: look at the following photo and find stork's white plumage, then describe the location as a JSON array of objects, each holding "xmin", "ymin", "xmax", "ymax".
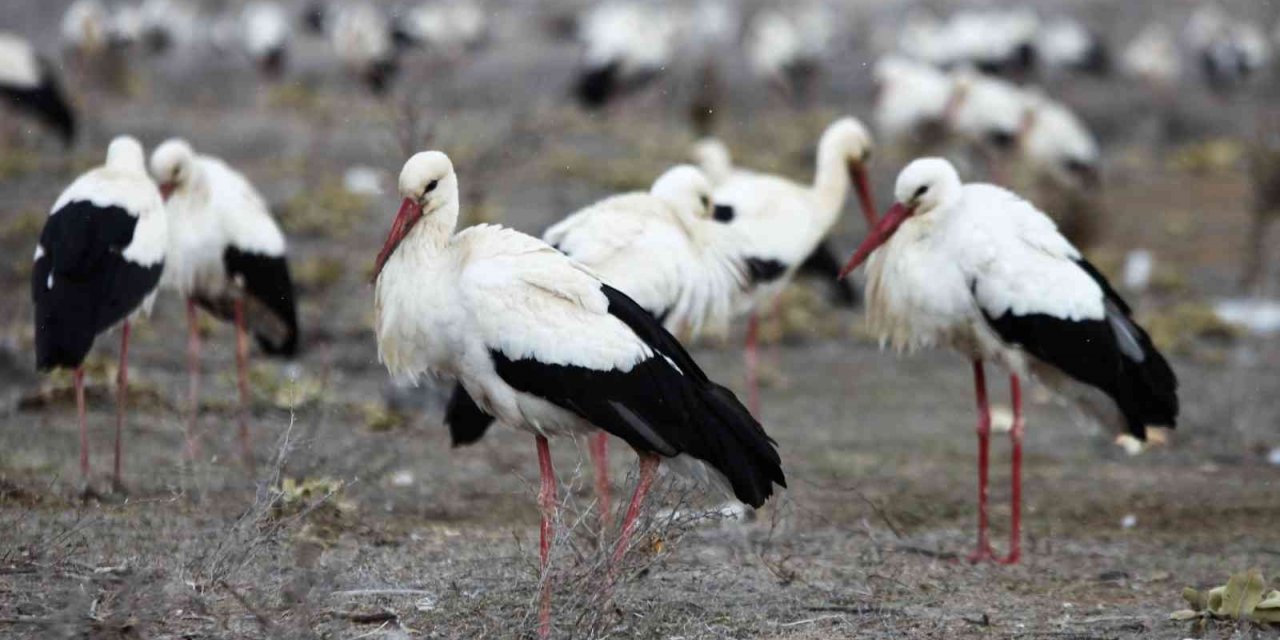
[
  {"xmin": 744, "ymin": 5, "xmax": 831, "ymax": 101},
  {"xmin": 61, "ymin": 0, "xmax": 110, "ymax": 55},
  {"xmin": 545, "ymin": 165, "xmax": 743, "ymax": 339},
  {"xmin": 1037, "ymin": 17, "xmax": 1108, "ymax": 75},
  {"xmin": 1020, "ymin": 92, "xmax": 1101, "ymax": 187},
  {"xmin": 705, "ymin": 118, "xmax": 877, "ymax": 413},
  {"xmin": 917, "ymin": 8, "xmax": 1039, "ymax": 77},
  {"xmin": 374, "ymin": 151, "xmax": 784, "ymax": 637},
  {"xmin": 33, "ymin": 136, "xmax": 167, "ymax": 490},
  {"xmin": 0, "ymin": 32, "xmax": 76, "ymax": 146},
  {"xmin": 242, "ymin": 1, "xmax": 292, "ymax": 77},
  {"xmin": 872, "ymin": 55, "xmax": 957, "ymax": 146},
  {"xmin": 149, "ymin": 139, "xmax": 299, "ymax": 466},
  {"xmin": 840, "ymin": 158, "xmax": 1179, "ymax": 564},
  {"xmin": 1121, "ymin": 24, "xmax": 1181, "ymax": 87},
  {"xmin": 573, "ymin": 1, "xmax": 676, "ymax": 110},
  {"xmin": 395, "ymin": 1, "xmax": 488, "ymax": 58},
  {"xmin": 329, "ymin": 2, "xmax": 398, "ymax": 94},
  {"xmin": 947, "ymin": 69, "xmax": 1029, "ymax": 153}
]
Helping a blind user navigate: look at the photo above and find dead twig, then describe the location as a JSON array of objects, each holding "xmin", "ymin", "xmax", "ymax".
[{"xmin": 217, "ymin": 579, "xmax": 276, "ymax": 632}]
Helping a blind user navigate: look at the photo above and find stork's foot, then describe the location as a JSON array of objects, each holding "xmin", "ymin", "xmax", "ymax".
[
  {"xmin": 967, "ymin": 544, "xmax": 998, "ymax": 564},
  {"xmin": 996, "ymin": 550, "xmax": 1021, "ymax": 565},
  {"xmin": 109, "ymin": 477, "xmax": 129, "ymax": 497}
]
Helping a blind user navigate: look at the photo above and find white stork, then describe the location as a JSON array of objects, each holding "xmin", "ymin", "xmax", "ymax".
[
  {"xmin": 446, "ymin": 165, "xmax": 746, "ymax": 525},
  {"xmin": 32, "ymin": 136, "xmax": 166, "ymax": 490},
  {"xmin": 1037, "ymin": 17, "xmax": 1109, "ymax": 76},
  {"xmin": 573, "ymin": 1, "xmax": 676, "ymax": 110},
  {"xmin": 1020, "ymin": 91, "xmax": 1101, "ymax": 188},
  {"xmin": 329, "ymin": 2, "xmax": 398, "ymax": 94},
  {"xmin": 60, "ymin": 0, "xmax": 110, "ymax": 58},
  {"xmin": 871, "ymin": 55, "xmax": 959, "ymax": 150},
  {"xmin": 242, "ymin": 1, "xmax": 292, "ymax": 78},
  {"xmin": 704, "ymin": 117, "xmax": 877, "ymax": 414},
  {"xmin": 1120, "ymin": 24, "xmax": 1181, "ymax": 89},
  {"xmin": 744, "ymin": 5, "xmax": 832, "ymax": 103},
  {"xmin": 392, "ymin": 0, "xmax": 489, "ymax": 59},
  {"xmin": 839, "ymin": 158, "xmax": 1179, "ymax": 563},
  {"xmin": 374, "ymin": 151, "xmax": 785, "ymax": 637},
  {"xmin": 946, "ymin": 69, "xmax": 1031, "ymax": 182},
  {"xmin": 149, "ymin": 139, "xmax": 299, "ymax": 466},
  {"xmin": 0, "ymin": 32, "xmax": 76, "ymax": 147}
]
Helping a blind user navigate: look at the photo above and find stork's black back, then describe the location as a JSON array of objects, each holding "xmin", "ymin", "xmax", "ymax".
[
  {"xmin": 0, "ymin": 61, "xmax": 76, "ymax": 147},
  {"xmin": 32, "ymin": 202, "xmax": 162, "ymax": 371}
]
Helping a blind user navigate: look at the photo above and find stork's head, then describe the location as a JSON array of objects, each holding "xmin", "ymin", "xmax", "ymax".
[
  {"xmin": 105, "ymin": 135, "xmax": 146, "ymax": 174},
  {"xmin": 149, "ymin": 138, "xmax": 195, "ymax": 201},
  {"xmin": 373, "ymin": 151, "xmax": 455, "ymax": 282},
  {"xmin": 839, "ymin": 158, "xmax": 961, "ymax": 279},
  {"xmin": 650, "ymin": 164, "xmax": 712, "ymax": 219},
  {"xmin": 819, "ymin": 117, "xmax": 878, "ymax": 226}
]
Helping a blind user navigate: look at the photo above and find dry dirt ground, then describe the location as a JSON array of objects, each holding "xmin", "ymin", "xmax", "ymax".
[{"xmin": 2, "ymin": 2, "xmax": 1280, "ymax": 639}]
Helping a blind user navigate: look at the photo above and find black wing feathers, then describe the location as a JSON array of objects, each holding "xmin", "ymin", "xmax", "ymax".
[
  {"xmin": 797, "ymin": 239, "xmax": 859, "ymax": 307},
  {"xmin": 983, "ymin": 258, "xmax": 1178, "ymax": 439},
  {"xmin": 32, "ymin": 202, "xmax": 161, "ymax": 370},
  {"xmin": 446, "ymin": 382, "xmax": 496, "ymax": 446},
  {"xmin": 490, "ymin": 284, "xmax": 785, "ymax": 507},
  {"xmin": 223, "ymin": 247, "xmax": 300, "ymax": 356}
]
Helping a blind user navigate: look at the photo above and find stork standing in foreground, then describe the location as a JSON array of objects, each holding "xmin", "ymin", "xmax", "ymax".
[
  {"xmin": 149, "ymin": 139, "xmax": 299, "ymax": 466},
  {"xmin": 0, "ymin": 32, "xmax": 77, "ymax": 146},
  {"xmin": 446, "ymin": 165, "xmax": 747, "ymax": 527},
  {"xmin": 839, "ymin": 158, "xmax": 1178, "ymax": 563},
  {"xmin": 32, "ymin": 136, "xmax": 166, "ymax": 490},
  {"xmin": 703, "ymin": 117, "xmax": 877, "ymax": 414},
  {"xmin": 374, "ymin": 151, "xmax": 784, "ymax": 637}
]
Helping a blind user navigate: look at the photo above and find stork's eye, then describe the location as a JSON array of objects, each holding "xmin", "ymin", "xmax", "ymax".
[
  {"xmin": 914, "ymin": 185, "xmax": 929, "ymax": 198},
  {"xmin": 699, "ymin": 195, "xmax": 710, "ymax": 208},
  {"xmin": 424, "ymin": 179, "xmax": 439, "ymax": 194}
]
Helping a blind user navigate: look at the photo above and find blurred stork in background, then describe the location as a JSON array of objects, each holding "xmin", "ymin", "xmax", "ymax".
[
  {"xmin": 148, "ymin": 139, "xmax": 300, "ymax": 468},
  {"xmin": 0, "ymin": 32, "xmax": 77, "ymax": 147},
  {"xmin": 1037, "ymin": 16, "xmax": 1109, "ymax": 77},
  {"xmin": 745, "ymin": 3, "xmax": 833, "ymax": 106},
  {"xmin": 242, "ymin": 1, "xmax": 292, "ymax": 79},
  {"xmin": 330, "ymin": 2, "xmax": 399, "ymax": 94},
  {"xmin": 573, "ymin": 1, "xmax": 677, "ymax": 111},
  {"xmin": 393, "ymin": 0, "xmax": 490, "ymax": 60}
]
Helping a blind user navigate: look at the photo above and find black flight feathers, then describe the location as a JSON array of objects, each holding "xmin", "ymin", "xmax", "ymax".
[
  {"xmin": 447, "ymin": 284, "xmax": 786, "ymax": 508},
  {"xmin": 32, "ymin": 202, "xmax": 161, "ymax": 370},
  {"xmin": 982, "ymin": 258, "xmax": 1178, "ymax": 439}
]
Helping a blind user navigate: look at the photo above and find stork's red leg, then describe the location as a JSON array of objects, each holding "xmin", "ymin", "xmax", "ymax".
[
  {"xmin": 968, "ymin": 360, "xmax": 996, "ymax": 563},
  {"xmin": 590, "ymin": 431, "xmax": 612, "ymax": 531},
  {"xmin": 745, "ymin": 313, "xmax": 761, "ymax": 417},
  {"xmin": 1000, "ymin": 374, "xmax": 1024, "ymax": 565},
  {"xmin": 610, "ymin": 454, "xmax": 659, "ymax": 575},
  {"xmin": 234, "ymin": 299, "xmax": 254, "ymax": 470},
  {"xmin": 113, "ymin": 321, "xmax": 130, "ymax": 491},
  {"xmin": 535, "ymin": 435, "xmax": 556, "ymax": 639},
  {"xmin": 75, "ymin": 366, "xmax": 88, "ymax": 482},
  {"xmin": 184, "ymin": 298, "xmax": 201, "ymax": 460}
]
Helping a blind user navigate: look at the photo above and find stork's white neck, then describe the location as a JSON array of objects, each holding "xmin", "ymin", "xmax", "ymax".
[{"xmin": 812, "ymin": 138, "xmax": 851, "ymax": 225}]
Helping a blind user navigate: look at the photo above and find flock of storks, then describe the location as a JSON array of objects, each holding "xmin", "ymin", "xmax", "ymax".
[{"xmin": 13, "ymin": 0, "xmax": 1280, "ymax": 636}]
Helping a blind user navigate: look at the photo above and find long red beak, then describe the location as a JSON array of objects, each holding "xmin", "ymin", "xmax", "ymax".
[
  {"xmin": 838, "ymin": 202, "xmax": 911, "ymax": 280},
  {"xmin": 159, "ymin": 182, "xmax": 175, "ymax": 201},
  {"xmin": 849, "ymin": 162, "xmax": 877, "ymax": 227},
  {"xmin": 372, "ymin": 197, "xmax": 423, "ymax": 283}
]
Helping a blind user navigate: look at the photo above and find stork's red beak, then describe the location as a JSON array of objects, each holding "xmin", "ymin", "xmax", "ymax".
[
  {"xmin": 838, "ymin": 202, "xmax": 911, "ymax": 280},
  {"xmin": 158, "ymin": 182, "xmax": 175, "ymax": 201},
  {"xmin": 372, "ymin": 197, "xmax": 423, "ymax": 283},
  {"xmin": 848, "ymin": 161, "xmax": 877, "ymax": 227}
]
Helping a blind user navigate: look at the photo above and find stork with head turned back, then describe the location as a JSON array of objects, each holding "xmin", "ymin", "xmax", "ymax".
[
  {"xmin": 149, "ymin": 139, "xmax": 299, "ymax": 468},
  {"xmin": 373, "ymin": 151, "xmax": 785, "ymax": 637},
  {"xmin": 839, "ymin": 158, "xmax": 1178, "ymax": 563},
  {"xmin": 702, "ymin": 117, "xmax": 878, "ymax": 415},
  {"xmin": 32, "ymin": 136, "xmax": 166, "ymax": 491},
  {"xmin": 445, "ymin": 164, "xmax": 747, "ymax": 527}
]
